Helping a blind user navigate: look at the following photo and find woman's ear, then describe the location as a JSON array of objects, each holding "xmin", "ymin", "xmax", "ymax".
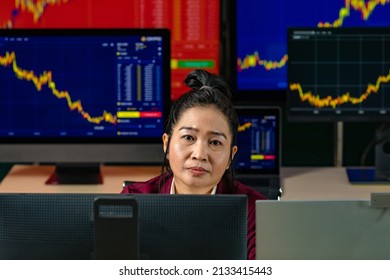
[
  {"xmin": 162, "ymin": 133, "xmax": 169, "ymax": 155},
  {"xmin": 231, "ymin": 145, "xmax": 238, "ymax": 160},
  {"xmin": 227, "ymin": 145, "xmax": 238, "ymax": 169}
]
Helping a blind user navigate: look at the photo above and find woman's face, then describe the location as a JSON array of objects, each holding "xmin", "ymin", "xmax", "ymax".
[{"xmin": 163, "ymin": 106, "xmax": 237, "ymax": 194}]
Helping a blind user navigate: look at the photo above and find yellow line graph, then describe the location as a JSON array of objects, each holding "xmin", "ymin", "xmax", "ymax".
[
  {"xmin": 318, "ymin": 0, "xmax": 390, "ymax": 27},
  {"xmin": 237, "ymin": 0, "xmax": 390, "ymax": 72},
  {"xmin": 1, "ymin": 51, "xmax": 117, "ymax": 125},
  {"xmin": 237, "ymin": 53, "xmax": 288, "ymax": 72},
  {"xmin": 289, "ymin": 70, "xmax": 390, "ymax": 108},
  {"xmin": 16, "ymin": 0, "xmax": 70, "ymax": 23},
  {"xmin": 238, "ymin": 122, "xmax": 252, "ymax": 132},
  {"xmin": 1, "ymin": 0, "xmax": 70, "ymax": 28}
]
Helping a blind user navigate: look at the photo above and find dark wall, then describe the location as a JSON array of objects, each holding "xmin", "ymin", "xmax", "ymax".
[
  {"xmin": 283, "ymin": 114, "xmax": 378, "ymax": 167},
  {"xmin": 0, "ymin": 164, "xmax": 12, "ymax": 182},
  {"xmin": 233, "ymin": 100, "xmax": 378, "ymax": 167},
  {"xmin": 282, "ymin": 112, "xmax": 378, "ymax": 167},
  {"xmin": 343, "ymin": 122, "xmax": 378, "ymax": 166}
]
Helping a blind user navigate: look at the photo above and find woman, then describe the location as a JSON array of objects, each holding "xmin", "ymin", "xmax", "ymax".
[{"xmin": 122, "ymin": 69, "xmax": 267, "ymax": 260}]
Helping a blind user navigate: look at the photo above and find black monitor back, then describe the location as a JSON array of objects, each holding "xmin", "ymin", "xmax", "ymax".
[{"xmin": 0, "ymin": 193, "xmax": 247, "ymax": 260}]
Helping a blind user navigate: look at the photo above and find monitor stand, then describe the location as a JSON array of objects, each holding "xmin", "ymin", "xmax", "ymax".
[
  {"xmin": 46, "ymin": 163, "xmax": 103, "ymax": 185},
  {"xmin": 347, "ymin": 123, "xmax": 390, "ymax": 184}
]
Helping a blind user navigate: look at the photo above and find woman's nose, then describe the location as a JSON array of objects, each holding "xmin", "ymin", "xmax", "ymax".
[{"xmin": 191, "ymin": 141, "xmax": 208, "ymax": 161}]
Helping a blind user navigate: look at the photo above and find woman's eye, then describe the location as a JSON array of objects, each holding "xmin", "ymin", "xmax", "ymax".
[
  {"xmin": 210, "ymin": 140, "xmax": 222, "ymax": 146},
  {"xmin": 183, "ymin": 135, "xmax": 194, "ymax": 141}
]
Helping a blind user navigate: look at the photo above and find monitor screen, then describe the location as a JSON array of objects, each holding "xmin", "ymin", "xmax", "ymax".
[
  {"xmin": 234, "ymin": 107, "xmax": 280, "ymax": 174},
  {"xmin": 287, "ymin": 27, "xmax": 390, "ymax": 122},
  {"xmin": 256, "ymin": 199, "xmax": 390, "ymax": 259},
  {"xmin": 0, "ymin": 193, "xmax": 248, "ymax": 260},
  {"xmin": 287, "ymin": 27, "xmax": 390, "ymax": 182},
  {"xmin": 232, "ymin": 0, "xmax": 390, "ymax": 101},
  {"xmin": 0, "ymin": 28, "xmax": 170, "ymax": 183},
  {"xmin": 2, "ymin": 0, "xmax": 222, "ymax": 100}
]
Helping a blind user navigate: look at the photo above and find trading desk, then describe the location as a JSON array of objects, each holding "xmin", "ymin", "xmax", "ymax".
[
  {"xmin": 2, "ymin": 165, "xmax": 390, "ymax": 200},
  {"xmin": 281, "ymin": 167, "xmax": 390, "ymax": 200},
  {"xmin": 0, "ymin": 164, "xmax": 161, "ymax": 194}
]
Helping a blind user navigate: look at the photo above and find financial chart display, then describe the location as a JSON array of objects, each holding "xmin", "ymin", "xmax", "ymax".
[
  {"xmin": 235, "ymin": 114, "xmax": 278, "ymax": 171},
  {"xmin": 0, "ymin": 0, "xmax": 220, "ymax": 100},
  {"xmin": 236, "ymin": 0, "xmax": 390, "ymax": 93},
  {"xmin": 0, "ymin": 29, "xmax": 168, "ymax": 139},
  {"xmin": 287, "ymin": 28, "xmax": 390, "ymax": 121}
]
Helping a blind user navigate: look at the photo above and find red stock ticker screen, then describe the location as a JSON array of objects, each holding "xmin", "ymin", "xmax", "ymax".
[{"xmin": 1, "ymin": 0, "xmax": 220, "ymax": 100}]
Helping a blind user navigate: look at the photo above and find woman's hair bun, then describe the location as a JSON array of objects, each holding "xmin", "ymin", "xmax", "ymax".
[
  {"xmin": 184, "ymin": 69, "xmax": 209, "ymax": 90},
  {"xmin": 184, "ymin": 69, "xmax": 232, "ymax": 98}
]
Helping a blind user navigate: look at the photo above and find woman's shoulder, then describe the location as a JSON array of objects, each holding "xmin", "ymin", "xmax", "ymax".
[{"xmin": 120, "ymin": 173, "xmax": 172, "ymax": 194}]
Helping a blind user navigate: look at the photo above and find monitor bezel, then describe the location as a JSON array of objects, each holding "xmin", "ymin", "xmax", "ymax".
[{"xmin": 0, "ymin": 193, "xmax": 248, "ymax": 260}]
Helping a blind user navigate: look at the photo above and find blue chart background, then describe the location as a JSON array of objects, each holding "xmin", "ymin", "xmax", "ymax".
[
  {"xmin": 237, "ymin": 0, "xmax": 390, "ymax": 91},
  {"xmin": 0, "ymin": 35, "xmax": 164, "ymax": 138},
  {"xmin": 0, "ymin": 36, "xmax": 116, "ymax": 137},
  {"xmin": 235, "ymin": 116, "xmax": 277, "ymax": 171}
]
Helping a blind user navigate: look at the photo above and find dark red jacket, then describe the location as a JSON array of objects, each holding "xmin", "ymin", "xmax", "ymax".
[{"xmin": 121, "ymin": 173, "xmax": 267, "ymax": 260}]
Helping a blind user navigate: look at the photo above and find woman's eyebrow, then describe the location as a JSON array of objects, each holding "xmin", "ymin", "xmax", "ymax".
[
  {"xmin": 209, "ymin": 131, "xmax": 227, "ymax": 139},
  {"xmin": 179, "ymin": 126, "xmax": 197, "ymax": 131},
  {"xmin": 179, "ymin": 126, "xmax": 227, "ymax": 139}
]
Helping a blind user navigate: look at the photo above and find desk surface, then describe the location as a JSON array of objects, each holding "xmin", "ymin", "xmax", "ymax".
[
  {"xmin": 2, "ymin": 165, "xmax": 390, "ymax": 200},
  {"xmin": 281, "ymin": 167, "xmax": 390, "ymax": 200},
  {"xmin": 0, "ymin": 165, "xmax": 161, "ymax": 194}
]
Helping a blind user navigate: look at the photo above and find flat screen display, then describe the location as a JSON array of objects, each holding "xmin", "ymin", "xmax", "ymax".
[
  {"xmin": 233, "ymin": 0, "xmax": 390, "ymax": 100},
  {"xmin": 0, "ymin": 28, "xmax": 169, "ymax": 140},
  {"xmin": 0, "ymin": 29, "xmax": 170, "ymax": 175},
  {"xmin": 287, "ymin": 27, "xmax": 390, "ymax": 121}
]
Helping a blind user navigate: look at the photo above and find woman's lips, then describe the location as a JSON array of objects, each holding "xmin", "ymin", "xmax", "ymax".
[{"xmin": 188, "ymin": 166, "xmax": 208, "ymax": 176}]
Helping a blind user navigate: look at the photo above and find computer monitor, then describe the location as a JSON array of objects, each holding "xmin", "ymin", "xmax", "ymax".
[
  {"xmin": 287, "ymin": 27, "xmax": 390, "ymax": 182},
  {"xmin": 287, "ymin": 27, "xmax": 390, "ymax": 122},
  {"xmin": 233, "ymin": 106, "xmax": 282, "ymax": 199},
  {"xmin": 0, "ymin": 193, "xmax": 248, "ymax": 260},
  {"xmin": 0, "ymin": 28, "xmax": 170, "ymax": 184},
  {"xmin": 230, "ymin": 0, "xmax": 390, "ymax": 101},
  {"xmin": 234, "ymin": 106, "xmax": 280, "ymax": 173},
  {"xmin": 256, "ymin": 199, "xmax": 390, "ymax": 259}
]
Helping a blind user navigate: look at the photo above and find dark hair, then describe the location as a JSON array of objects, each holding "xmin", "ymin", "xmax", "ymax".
[{"xmin": 160, "ymin": 69, "xmax": 239, "ymax": 193}]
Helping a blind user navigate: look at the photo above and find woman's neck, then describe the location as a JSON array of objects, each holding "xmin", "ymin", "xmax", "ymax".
[{"xmin": 171, "ymin": 178, "xmax": 216, "ymax": 194}]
